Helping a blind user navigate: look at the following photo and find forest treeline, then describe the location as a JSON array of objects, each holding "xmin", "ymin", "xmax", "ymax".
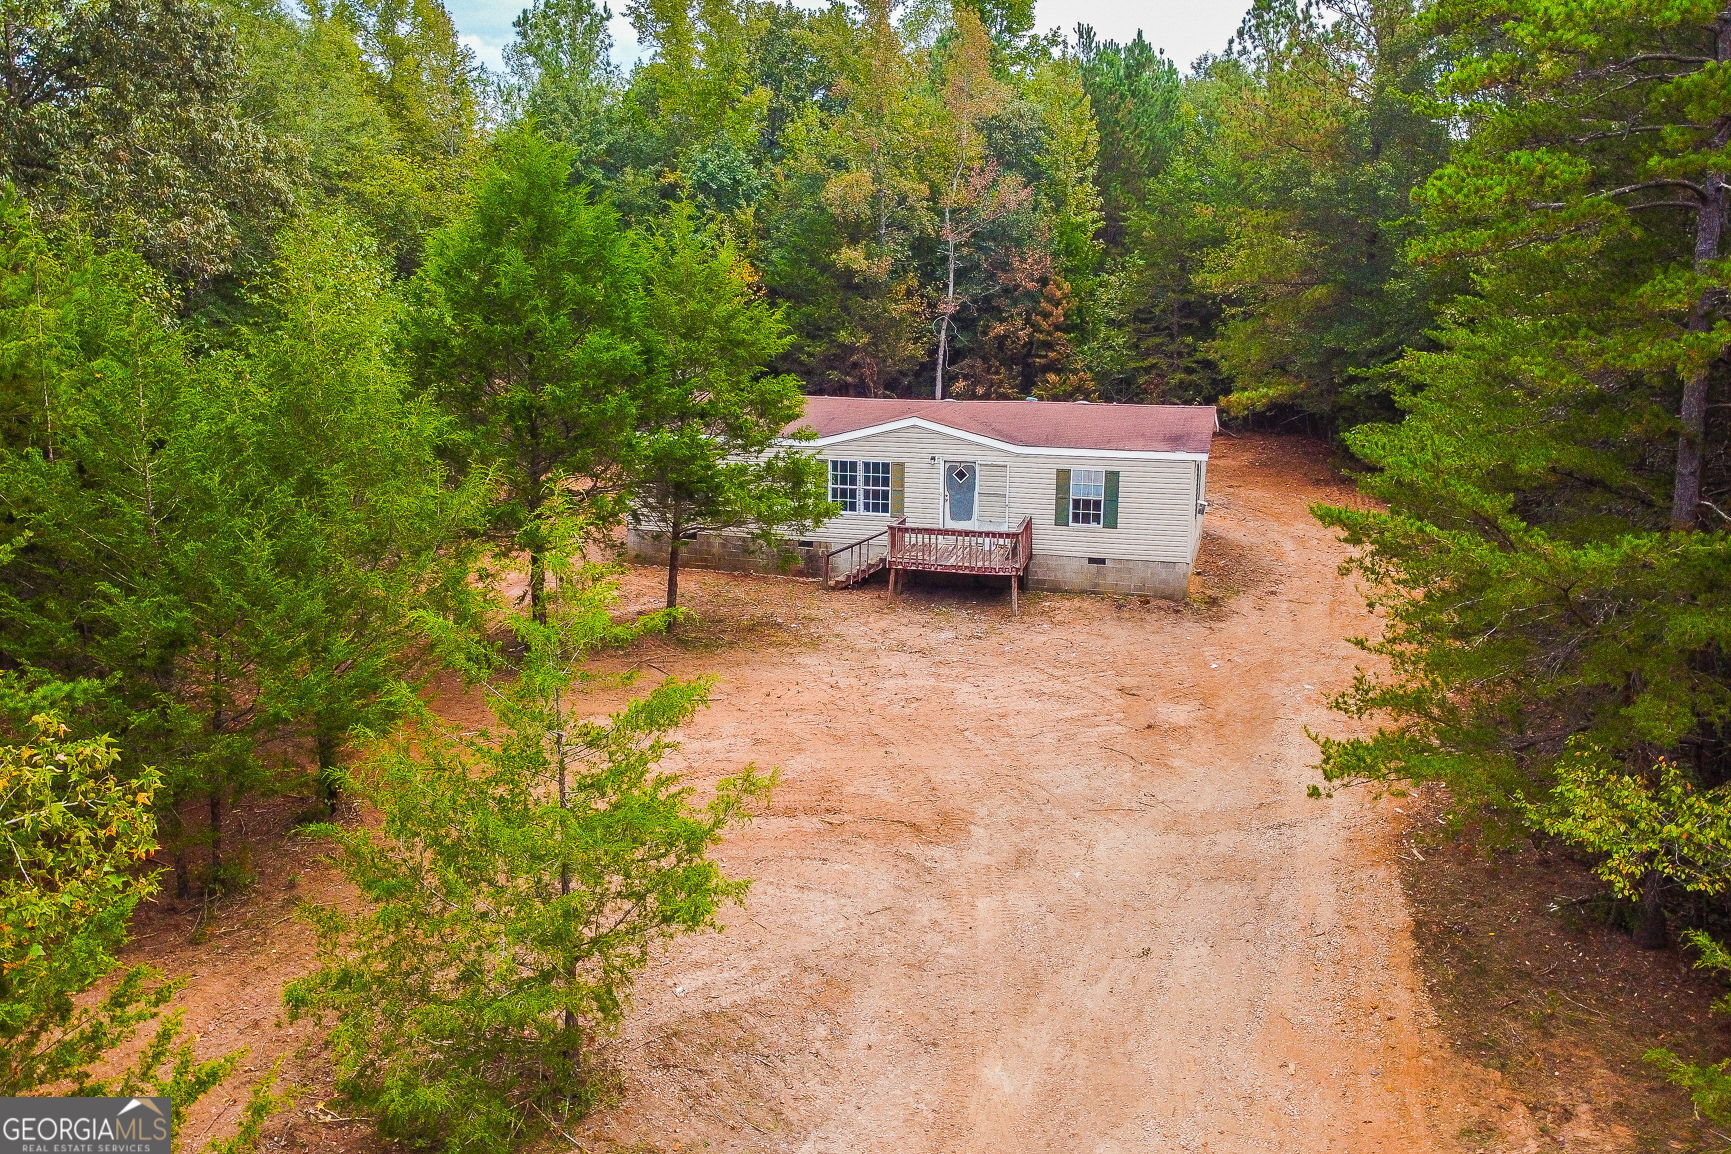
[{"xmin": 1, "ymin": 0, "xmax": 1729, "ymax": 1144}]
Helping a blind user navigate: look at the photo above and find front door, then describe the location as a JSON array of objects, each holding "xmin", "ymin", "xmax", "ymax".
[{"xmin": 943, "ymin": 461, "xmax": 978, "ymax": 528}]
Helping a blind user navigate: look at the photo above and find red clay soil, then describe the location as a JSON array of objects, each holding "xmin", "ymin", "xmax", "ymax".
[{"xmin": 123, "ymin": 433, "xmax": 1552, "ymax": 1153}]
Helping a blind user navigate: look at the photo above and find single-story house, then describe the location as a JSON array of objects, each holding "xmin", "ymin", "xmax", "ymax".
[{"xmin": 629, "ymin": 396, "xmax": 1217, "ymax": 601}]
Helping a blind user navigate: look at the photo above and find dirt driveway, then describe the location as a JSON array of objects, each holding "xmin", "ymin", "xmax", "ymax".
[
  {"xmin": 126, "ymin": 433, "xmax": 1538, "ymax": 1153},
  {"xmin": 563, "ymin": 433, "xmax": 1534, "ymax": 1153}
]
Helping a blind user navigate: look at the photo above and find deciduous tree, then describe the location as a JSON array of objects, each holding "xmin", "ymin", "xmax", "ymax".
[{"xmin": 0, "ymin": 715, "xmax": 282, "ymax": 1145}]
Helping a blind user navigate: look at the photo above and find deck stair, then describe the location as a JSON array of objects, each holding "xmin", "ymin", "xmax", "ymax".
[{"xmin": 821, "ymin": 529, "xmax": 890, "ymax": 589}]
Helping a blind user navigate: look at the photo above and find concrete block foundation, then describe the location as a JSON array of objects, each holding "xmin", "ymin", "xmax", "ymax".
[
  {"xmin": 627, "ymin": 528, "xmax": 824, "ymax": 579},
  {"xmin": 1025, "ymin": 553, "xmax": 1191, "ymax": 599}
]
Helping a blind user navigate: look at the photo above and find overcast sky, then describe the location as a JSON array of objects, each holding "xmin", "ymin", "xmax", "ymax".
[{"xmin": 452, "ymin": 0, "xmax": 1245, "ymax": 76}]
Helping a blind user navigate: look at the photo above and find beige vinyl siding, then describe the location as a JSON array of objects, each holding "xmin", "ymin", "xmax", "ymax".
[{"xmin": 806, "ymin": 425, "xmax": 1203, "ymax": 565}]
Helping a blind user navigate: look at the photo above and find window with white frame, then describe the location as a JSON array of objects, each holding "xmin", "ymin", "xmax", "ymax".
[
  {"xmin": 860, "ymin": 460, "xmax": 892, "ymax": 513},
  {"xmin": 1069, "ymin": 468, "xmax": 1105, "ymax": 526},
  {"xmin": 829, "ymin": 459, "xmax": 893, "ymax": 514}
]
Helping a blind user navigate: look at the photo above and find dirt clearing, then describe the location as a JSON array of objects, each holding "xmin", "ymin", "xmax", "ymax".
[
  {"xmin": 565, "ymin": 433, "xmax": 1534, "ymax": 1153},
  {"xmin": 131, "ymin": 433, "xmax": 1545, "ymax": 1152}
]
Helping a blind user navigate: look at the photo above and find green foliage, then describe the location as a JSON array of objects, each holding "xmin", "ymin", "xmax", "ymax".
[
  {"xmin": 407, "ymin": 127, "xmax": 647, "ymax": 620},
  {"xmin": 629, "ymin": 208, "xmax": 835, "ymax": 608},
  {"xmin": 1073, "ymin": 28, "xmax": 1183, "ymax": 248},
  {"xmin": 0, "ymin": 192, "xmax": 484, "ymax": 888},
  {"xmin": 0, "ymin": 716, "xmax": 282, "ymax": 1148},
  {"xmin": 285, "ymin": 563, "xmax": 773, "ymax": 1151},
  {"xmin": 1, "ymin": 717, "xmax": 166, "ymax": 1093},
  {"xmin": 0, "ymin": 192, "xmax": 287, "ymax": 892},
  {"xmin": 1531, "ymin": 748, "xmax": 1731, "ymax": 901},
  {"xmin": 1311, "ymin": 0, "xmax": 1731, "ymax": 989},
  {"xmin": 506, "ymin": 0, "xmax": 621, "ymax": 179},
  {"xmin": 223, "ymin": 0, "xmax": 471, "ymax": 277},
  {"xmin": 217, "ymin": 211, "xmax": 485, "ymax": 804},
  {"xmin": 332, "ymin": 0, "xmax": 481, "ymax": 171},
  {"xmin": 756, "ymin": 0, "xmax": 932, "ymax": 395},
  {"xmin": 0, "ymin": 0, "xmax": 293, "ymax": 285},
  {"xmin": 1313, "ymin": 0, "xmax": 1731, "ymax": 815},
  {"xmin": 1647, "ymin": 931, "xmax": 1731, "ymax": 1128},
  {"xmin": 1196, "ymin": 0, "xmax": 1448, "ymax": 423}
]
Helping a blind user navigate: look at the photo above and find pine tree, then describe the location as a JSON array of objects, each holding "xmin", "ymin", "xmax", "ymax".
[
  {"xmin": 627, "ymin": 209, "xmax": 832, "ymax": 613},
  {"xmin": 1028, "ymin": 275, "xmax": 1098, "ymax": 401},
  {"xmin": 286, "ymin": 560, "xmax": 772, "ymax": 1150},
  {"xmin": 1314, "ymin": 0, "xmax": 1731, "ymax": 955},
  {"xmin": 407, "ymin": 127, "xmax": 649, "ymax": 625},
  {"xmin": 220, "ymin": 213, "xmax": 484, "ymax": 808},
  {"xmin": 1196, "ymin": 0, "xmax": 1448, "ymax": 424},
  {"xmin": 0, "ymin": 195, "xmax": 283, "ymax": 896}
]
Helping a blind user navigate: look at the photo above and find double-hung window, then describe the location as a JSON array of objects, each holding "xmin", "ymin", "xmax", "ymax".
[
  {"xmin": 829, "ymin": 459, "xmax": 893, "ymax": 514},
  {"xmin": 1069, "ymin": 468, "xmax": 1106, "ymax": 526}
]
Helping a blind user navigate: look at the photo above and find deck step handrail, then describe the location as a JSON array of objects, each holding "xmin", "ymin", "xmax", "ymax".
[{"xmin": 821, "ymin": 523, "xmax": 897, "ymax": 589}]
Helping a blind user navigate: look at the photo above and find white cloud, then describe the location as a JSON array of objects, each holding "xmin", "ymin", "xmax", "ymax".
[
  {"xmin": 461, "ymin": 32, "xmax": 506, "ymax": 74},
  {"xmin": 607, "ymin": 11, "xmax": 643, "ymax": 70}
]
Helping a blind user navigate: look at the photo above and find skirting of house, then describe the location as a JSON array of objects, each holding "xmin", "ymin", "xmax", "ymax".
[
  {"xmin": 626, "ymin": 529, "xmax": 825, "ymax": 579},
  {"xmin": 627, "ymin": 529, "xmax": 1193, "ymax": 599},
  {"xmin": 1025, "ymin": 554, "xmax": 1191, "ymax": 599}
]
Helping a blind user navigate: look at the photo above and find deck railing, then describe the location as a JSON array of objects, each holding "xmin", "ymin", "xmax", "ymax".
[
  {"xmin": 887, "ymin": 516, "xmax": 1033, "ymax": 576},
  {"xmin": 820, "ymin": 526, "xmax": 891, "ymax": 588}
]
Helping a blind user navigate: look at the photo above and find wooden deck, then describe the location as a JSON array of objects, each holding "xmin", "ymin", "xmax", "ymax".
[{"xmin": 823, "ymin": 517, "xmax": 1035, "ymax": 609}]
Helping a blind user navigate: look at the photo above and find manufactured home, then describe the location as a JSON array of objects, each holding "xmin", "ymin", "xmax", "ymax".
[{"xmin": 629, "ymin": 397, "xmax": 1217, "ymax": 601}]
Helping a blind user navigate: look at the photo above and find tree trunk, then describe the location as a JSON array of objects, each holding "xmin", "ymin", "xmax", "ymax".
[
  {"xmin": 1672, "ymin": 174, "xmax": 1726, "ymax": 530},
  {"xmin": 935, "ymin": 154, "xmax": 965, "ymax": 401},
  {"xmin": 665, "ymin": 534, "xmax": 682, "ymax": 620},
  {"xmin": 207, "ymin": 790, "xmax": 224, "ymax": 891},
  {"xmin": 166, "ymin": 806, "xmax": 190, "ymax": 901},
  {"xmin": 936, "ymin": 202, "xmax": 957, "ymax": 401},
  {"xmin": 526, "ymin": 417, "xmax": 549, "ymax": 625},
  {"xmin": 553, "ymin": 686, "xmax": 580, "ymax": 1067},
  {"xmin": 1633, "ymin": 866, "xmax": 1669, "ymax": 950},
  {"xmin": 1672, "ymin": 10, "xmax": 1731, "ymax": 530},
  {"xmin": 528, "ymin": 545, "xmax": 548, "ymax": 626},
  {"xmin": 315, "ymin": 728, "xmax": 341, "ymax": 812}
]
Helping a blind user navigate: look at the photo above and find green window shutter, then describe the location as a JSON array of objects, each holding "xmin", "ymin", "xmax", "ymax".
[
  {"xmin": 890, "ymin": 462, "xmax": 905, "ymax": 516},
  {"xmin": 1054, "ymin": 468, "xmax": 1071, "ymax": 526},
  {"xmin": 1103, "ymin": 470, "xmax": 1121, "ymax": 529}
]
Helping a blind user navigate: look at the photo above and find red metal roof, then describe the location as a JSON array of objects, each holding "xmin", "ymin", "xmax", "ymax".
[{"xmin": 785, "ymin": 397, "xmax": 1218, "ymax": 455}]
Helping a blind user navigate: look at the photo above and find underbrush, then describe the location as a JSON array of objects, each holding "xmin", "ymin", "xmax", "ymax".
[{"xmin": 1398, "ymin": 785, "xmax": 1731, "ymax": 1152}]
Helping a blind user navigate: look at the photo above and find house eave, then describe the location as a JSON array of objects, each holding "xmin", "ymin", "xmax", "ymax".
[{"xmin": 781, "ymin": 416, "xmax": 1212, "ymax": 461}]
